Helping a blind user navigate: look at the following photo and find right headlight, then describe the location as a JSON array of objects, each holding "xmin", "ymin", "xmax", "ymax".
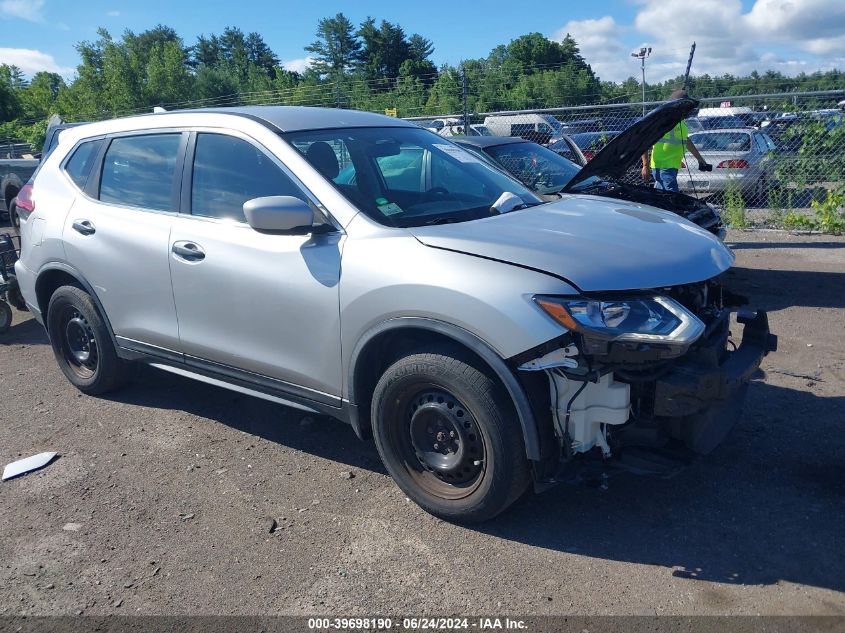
[{"xmin": 534, "ymin": 295, "xmax": 705, "ymax": 347}]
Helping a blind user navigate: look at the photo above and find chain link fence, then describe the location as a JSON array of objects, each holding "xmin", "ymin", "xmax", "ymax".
[
  {"xmin": 404, "ymin": 90, "xmax": 845, "ymax": 228},
  {"xmin": 45, "ymin": 81, "xmax": 845, "ymax": 230}
]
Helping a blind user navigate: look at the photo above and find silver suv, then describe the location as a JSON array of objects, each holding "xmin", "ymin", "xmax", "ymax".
[{"xmin": 15, "ymin": 105, "xmax": 775, "ymax": 522}]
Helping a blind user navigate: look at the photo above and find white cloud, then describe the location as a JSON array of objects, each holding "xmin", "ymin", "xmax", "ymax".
[
  {"xmin": 553, "ymin": 0, "xmax": 845, "ymax": 83},
  {"xmin": 0, "ymin": 0, "xmax": 45, "ymax": 22},
  {"xmin": 0, "ymin": 48, "xmax": 74, "ymax": 77},
  {"xmin": 282, "ymin": 57, "xmax": 313, "ymax": 74},
  {"xmin": 553, "ymin": 16, "xmax": 626, "ymax": 82},
  {"xmin": 106, "ymin": 10, "xmax": 120, "ymax": 17}
]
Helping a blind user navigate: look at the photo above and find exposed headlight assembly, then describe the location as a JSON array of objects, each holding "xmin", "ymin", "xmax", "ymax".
[{"xmin": 534, "ymin": 295, "xmax": 705, "ymax": 348}]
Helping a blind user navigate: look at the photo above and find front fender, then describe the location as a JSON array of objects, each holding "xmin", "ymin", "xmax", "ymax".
[{"xmin": 347, "ymin": 316, "xmax": 543, "ymax": 461}]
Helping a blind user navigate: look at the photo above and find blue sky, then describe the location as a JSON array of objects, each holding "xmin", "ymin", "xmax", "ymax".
[{"xmin": 2, "ymin": 0, "xmax": 844, "ymax": 83}]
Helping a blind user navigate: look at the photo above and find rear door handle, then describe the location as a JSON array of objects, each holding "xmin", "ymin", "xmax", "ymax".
[
  {"xmin": 172, "ymin": 241, "xmax": 205, "ymax": 262},
  {"xmin": 71, "ymin": 219, "xmax": 96, "ymax": 236}
]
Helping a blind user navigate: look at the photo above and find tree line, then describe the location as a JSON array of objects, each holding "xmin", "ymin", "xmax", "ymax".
[{"xmin": 1, "ymin": 12, "xmax": 843, "ymax": 150}]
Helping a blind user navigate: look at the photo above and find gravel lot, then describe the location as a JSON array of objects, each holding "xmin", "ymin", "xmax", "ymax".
[{"xmin": 1, "ymin": 228, "xmax": 843, "ymax": 616}]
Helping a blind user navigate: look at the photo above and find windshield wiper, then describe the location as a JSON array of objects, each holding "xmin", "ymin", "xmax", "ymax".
[{"xmin": 423, "ymin": 216, "xmax": 463, "ymax": 225}]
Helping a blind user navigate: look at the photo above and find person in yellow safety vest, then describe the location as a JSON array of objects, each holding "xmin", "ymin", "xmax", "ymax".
[{"xmin": 641, "ymin": 89, "xmax": 711, "ymax": 193}]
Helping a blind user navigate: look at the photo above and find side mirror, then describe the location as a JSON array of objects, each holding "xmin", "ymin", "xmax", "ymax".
[{"xmin": 243, "ymin": 196, "xmax": 314, "ymax": 233}]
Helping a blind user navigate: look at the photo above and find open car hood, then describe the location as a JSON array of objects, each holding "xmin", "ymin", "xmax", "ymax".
[{"xmin": 563, "ymin": 97, "xmax": 699, "ymax": 191}]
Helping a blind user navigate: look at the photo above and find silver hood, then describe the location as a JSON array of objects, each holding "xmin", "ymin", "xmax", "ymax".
[{"xmin": 408, "ymin": 195, "xmax": 735, "ymax": 292}]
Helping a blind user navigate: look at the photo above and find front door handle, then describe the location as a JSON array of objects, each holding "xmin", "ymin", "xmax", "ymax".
[
  {"xmin": 172, "ymin": 241, "xmax": 205, "ymax": 262},
  {"xmin": 71, "ymin": 219, "xmax": 96, "ymax": 236}
]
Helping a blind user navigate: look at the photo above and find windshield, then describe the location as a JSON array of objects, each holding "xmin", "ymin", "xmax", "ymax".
[
  {"xmin": 284, "ymin": 127, "xmax": 542, "ymax": 227},
  {"xmin": 690, "ymin": 132, "xmax": 752, "ymax": 152},
  {"xmin": 484, "ymin": 141, "xmax": 582, "ymax": 194}
]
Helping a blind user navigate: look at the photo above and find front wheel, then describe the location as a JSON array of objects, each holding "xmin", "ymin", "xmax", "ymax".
[
  {"xmin": 46, "ymin": 286, "xmax": 133, "ymax": 395},
  {"xmin": 371, "ymin": 349, "xmax": 530, "ymax": 523}
]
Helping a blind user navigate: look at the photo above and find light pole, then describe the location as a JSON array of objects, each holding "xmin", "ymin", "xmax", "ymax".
[{"xmin": 631, "ymin": 46, "xmax": 652, "ymax": 116}]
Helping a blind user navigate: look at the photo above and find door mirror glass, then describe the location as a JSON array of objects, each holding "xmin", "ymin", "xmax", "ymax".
[{"xmin": 243, "ymin": 196, "xmax": 314, "ymax": 233}]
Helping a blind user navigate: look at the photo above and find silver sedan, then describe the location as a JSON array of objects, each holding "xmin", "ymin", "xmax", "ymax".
[{"xmin": 677, "ymin": 128, "xmax": 777, "ymax": 202}]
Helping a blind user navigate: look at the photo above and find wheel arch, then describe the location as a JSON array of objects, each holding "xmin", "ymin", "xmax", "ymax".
[
  {"xmin": 347, "ymin": 317, "xmax": 541, "ymax": 461},
  {"xmin": 34, "ymin": 264, "xmax": 119, "ymax": 349}
]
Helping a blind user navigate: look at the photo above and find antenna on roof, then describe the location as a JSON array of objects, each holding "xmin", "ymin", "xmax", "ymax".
[{"xmin": 153, "ymin": 106, "xmax": 167, "ymax": 114}]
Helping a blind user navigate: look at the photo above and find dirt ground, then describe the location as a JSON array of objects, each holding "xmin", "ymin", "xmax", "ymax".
[{"xmin": 0, "ymin": 229, "xmax": 843, "ymax": 617}]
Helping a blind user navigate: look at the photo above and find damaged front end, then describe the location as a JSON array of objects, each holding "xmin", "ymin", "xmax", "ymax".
[{"xmin": 516, "ymin": 277, "xmax": 777, "ymax": 488}]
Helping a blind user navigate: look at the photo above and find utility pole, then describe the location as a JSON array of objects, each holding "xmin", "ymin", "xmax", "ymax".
[
  {"xmin": 461, "ymin": 67, "xmax": 469, "ymax": 134},
  {"xmin": 631, "ymin": 46, "xmax": 652, "ymax": 116}
]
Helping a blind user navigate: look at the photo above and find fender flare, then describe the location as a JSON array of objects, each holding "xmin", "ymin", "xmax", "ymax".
[
  {"xmin": 35, "ymin": 262, "xmax": 121, "ymax": 351},
  {"xmin": 347, "ymin": 317, "xmax": 541, "ymax": 461}
]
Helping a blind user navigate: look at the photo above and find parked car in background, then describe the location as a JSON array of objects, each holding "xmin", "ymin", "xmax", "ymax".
[
  {"xmin": 760, "ymin": 116, "xmax": 800, "ymax": 151},
  {"xmin": 545, "ymin": 134, "xmax": 587, "ymax": 164},
  {"xmin": 1, "ymin": 121, "xmax": 89, "ymax": 229},
  {"xmin": 685, "ymin": 118, "xmax": 705, "ymax": 134},
  {"xmin": 437, "ymin": 122, "xmax": 493, "ymax": 137},
  {"xmin": 454, "ymin": 103, "xmax": 724, "ymax": 238},
  {"xmin": 560, "ymin": 131, "xmax": 622, "ymax": 161},
  {"xmin": 677, "ymin": 128, "xmax": 777, "ymax": 202},
  {"xmin": 483, "ymin": 113, "xmax": 563, "ymax": 145},
  {"xmin": 41, "ymin": 122, "xmax": 88, "ymax": 160},
  {"xmin": 15, "ymin": 102, "xmax": 774, "ymax": 522},
  {"xmin": 696, "ymin": 116, "xmax": 748, "ymax": 130},
  {"xmin": 1, "ymin": 154, "xmax": 38, "ymax": 229}
]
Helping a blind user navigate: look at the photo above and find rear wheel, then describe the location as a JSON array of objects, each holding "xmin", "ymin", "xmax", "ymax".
[
  {"xmin": 371, "ymin": 349, "xmax": 529, "ymax": 523},
  {"xmin": 745, "ymin": 177, "xmax": 766, "ymax": 208},
  {"xmin": 8, "ymin": 199, "xmax": 19, "ymax": 230},
  {"xmin": 46, "ymin": 286, "xmax": 133, "ymax": 394}
]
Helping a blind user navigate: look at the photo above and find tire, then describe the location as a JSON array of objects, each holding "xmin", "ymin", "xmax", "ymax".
[
  {"xmin": 744, "ymin": 177, "xmax": 766, "ymax": 208},
  {"xmin": 8, "ymin": 199, "xmax": 19, "ymax": 230},
  {"xmin": 0, "ymin": 300, "xmax": 11, "ymax": 334},
  {"xmin": 5, "ymin": 276, "xmax": 27, "ymax": 311},
  {"xmin": 371, "ymin": 348, "xmax": 530, "ymax": 523},
  {"xmin": 46, "ymin": 286, "xmax": 133, "ymax": 395}
]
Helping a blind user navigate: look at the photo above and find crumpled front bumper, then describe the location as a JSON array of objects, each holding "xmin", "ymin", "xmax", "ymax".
[{"xmin": 652, "ymin": 309, "xmax": 777, "ymax": 454}]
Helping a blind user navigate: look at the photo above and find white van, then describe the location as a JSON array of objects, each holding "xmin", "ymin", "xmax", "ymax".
[
  {"xmin": 483, "ymin": 114, "xmax": 562, "ymax": 144},
  {"xmin": 697, "ymin": 106, "xmax": 753, "ymax": 118}
]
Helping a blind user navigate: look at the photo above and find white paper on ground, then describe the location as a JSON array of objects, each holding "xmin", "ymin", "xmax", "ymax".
[{"xmin": 2, "ymin": 452, "xmax": 58, "ymax": 481}]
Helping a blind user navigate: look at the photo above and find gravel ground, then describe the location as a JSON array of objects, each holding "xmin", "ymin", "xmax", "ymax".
[{"xmin": 0, "ymin": 229, "xmax": 843, "ymax": 616}]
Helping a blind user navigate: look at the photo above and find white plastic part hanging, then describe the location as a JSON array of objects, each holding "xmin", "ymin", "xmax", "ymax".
[{"xmin": 518, "ymin": 345, "xmax": 579, "ymax": 371}]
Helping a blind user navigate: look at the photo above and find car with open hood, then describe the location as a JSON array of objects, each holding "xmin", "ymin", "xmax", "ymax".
[
  {"xmin": 15, "ymin": 104, "xmax": 774, "ymax": 522},
  {"xmin": 454, "ymin": 98, "xmax": 725, "ymax": 239}
]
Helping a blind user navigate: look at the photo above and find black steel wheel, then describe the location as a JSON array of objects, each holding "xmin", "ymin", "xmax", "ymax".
[
  {"xmin": 371, "ymin": 348, "xmax": 530, "ymax": 522},
  {"xmin": 57, "ymin": 305, "xmax": 99, "ymax": 379},
  {"xmin": 46, "ymin": 286, "xmax": 133, "ymax": 394},
  {"xmin": 401, "ymin": 388, "xmax": 486, "ymax": 499}
]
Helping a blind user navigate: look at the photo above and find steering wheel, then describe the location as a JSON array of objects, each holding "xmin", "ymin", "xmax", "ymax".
[{"xmin": 423, "ymin": 187, "xmax": 450, "ymax": 201}]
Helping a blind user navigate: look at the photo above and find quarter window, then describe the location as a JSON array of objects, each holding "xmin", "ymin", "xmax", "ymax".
[
  {"xmin": 191, "ymin": 133, "xmax": 307, "ymax": 223},
  {"xmin": 65, "ymin": 139, "xmax": 104, "ymax": 190},
  {"xmin": 99, "ymin": 134, "xmax": 182, "ymax": 211}
]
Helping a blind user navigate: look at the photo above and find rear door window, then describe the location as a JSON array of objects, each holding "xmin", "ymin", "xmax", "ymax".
[
  {"xmin": 99, "ymin": 134, "xmax": 182, "ymax": 211},
  {"xmin": 64, "ymin": 139, "xmax": 104, "ymax": 190}
]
